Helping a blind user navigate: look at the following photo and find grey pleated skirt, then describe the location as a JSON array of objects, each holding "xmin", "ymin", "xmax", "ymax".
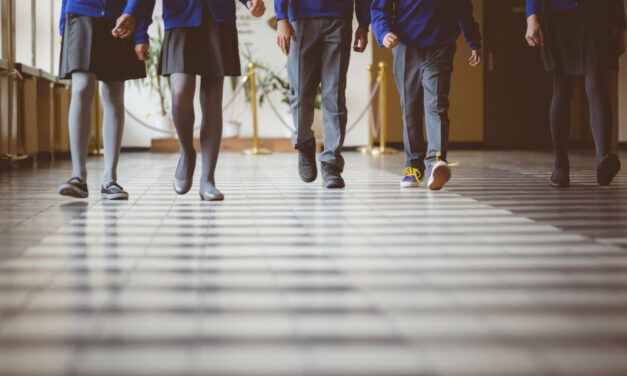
[
  {"xmin": 541, "ymin": 8, "xmax": 620, "ymax": 75},
  {"xmin": 59, "ymin": 13, "xmax": 146, "ymax": 81},
  {"xmin": 159, "ymin": 4, "xmax": 241, "ymax": 78}
]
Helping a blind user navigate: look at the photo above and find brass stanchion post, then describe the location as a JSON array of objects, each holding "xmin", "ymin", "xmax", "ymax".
[
  {"xmin": 242, "ymin": 63, "xmax": 271, "ymax": 155},
  {"xmin": 374, "ymin": 62, "xmax": 398, "ymax": 155},
  {"xmin": 358, "ymin": 64, "xmax": 375, "ymax": 155}
]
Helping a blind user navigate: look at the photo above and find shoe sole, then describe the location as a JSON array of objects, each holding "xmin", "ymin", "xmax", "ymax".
[
  {"xmin": 101, "ymin": 193, "xmax": 129, "ymax": 201},
  {"xmin": 400, "ymin": 181, "xmax": 420, "ymax": 188},
  {"xmin": 428, "ymin": 165, "xmax": 451, "ymax": 191},
  {"xmin": 58, "ymin": 186, "xmax": 88, "ymax": 198},
  {"xmin": 199, "ymin": 193, "xmax": 225, "ymax": 201},
  {"xmin": 323, "ymin": 180, "xmax": 345, "ymax": 189},
  {"xmin": 598, "ymin": 155, "xmax": 621, "ymax": 187},
  {"xmin": 549, "ymin": 180, "xmax": 570, "ymax": 188}
]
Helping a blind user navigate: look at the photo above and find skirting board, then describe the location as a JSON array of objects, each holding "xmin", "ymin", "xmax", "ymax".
[{"xmin": 151, "ymin": 138, "xmax": 323, "ymax": 153}]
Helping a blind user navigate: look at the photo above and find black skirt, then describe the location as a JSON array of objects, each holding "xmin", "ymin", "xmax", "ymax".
[
  {"xmin": 159, "ymin": 5, "xmax": 241, "ymax": 78},
  {"xmin": 541, "ymin": 8, "xmax": 620, "ymax": 75},
  {"xmin": 59, "ymin": 13, "xmax": 146, "ymax": 81}
]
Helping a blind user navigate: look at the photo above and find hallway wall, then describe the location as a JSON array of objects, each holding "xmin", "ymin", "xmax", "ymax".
[{"xmin": 620, "ymin": 0, "xmax": 627, "ymax": 142}]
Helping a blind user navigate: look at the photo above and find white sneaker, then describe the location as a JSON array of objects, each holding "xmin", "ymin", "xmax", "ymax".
[{"xmin": 427, "ymin": 161, "xmax": 451, "ymax": 191}]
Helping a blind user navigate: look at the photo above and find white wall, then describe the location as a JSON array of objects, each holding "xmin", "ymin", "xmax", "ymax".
[{"xmin": 122, "ymin": 2, "xmax": 372, "ymax": 148}]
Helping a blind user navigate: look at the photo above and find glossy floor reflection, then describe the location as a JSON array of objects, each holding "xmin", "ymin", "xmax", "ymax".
[{"xmin": 1, "ymin": 150, "xmax": 627, "ymax": 376}]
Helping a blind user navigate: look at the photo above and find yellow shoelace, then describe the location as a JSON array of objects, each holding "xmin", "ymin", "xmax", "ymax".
[
  {"xmin": 431, "ymin": 152, "xmax": 459, "ymax": 167},
  {"xmin": 402, "ymin": 167, "xmax": 422, "ymax": 182}
]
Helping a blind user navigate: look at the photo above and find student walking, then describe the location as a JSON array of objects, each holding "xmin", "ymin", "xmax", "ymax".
[
  {"xmin": 145, "ymin": 0, "xmax": 266, "ymax": 201},
  {"xmin": 275, "ymin": 0, "xmax": 372, "ymax": 189},
  {"xmin": 371, "ymin": 0, "xmax": 482, "ymax": 191},
  {"xmin": 57, "ymin": 0, "xmax": 151, "ymax": 200},
  {"xmin": 526, "ymin": 0, "xmax": 626, "ymax": 187}
]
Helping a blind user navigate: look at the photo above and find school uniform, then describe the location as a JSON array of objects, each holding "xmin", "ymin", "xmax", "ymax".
[
  {"xmin": 371, "ymin": 0, "xmax": 481, "ymax": 172},
  {"xmin": 528, "ymin": 0, "xmax": 625, "ymax": 186},
  {"xmin": 275, "ymin": 0, "xmax": 372, "ymax": 171},
  {"xmin": 59, "ymin": 0, "xmax": 149, "ymax": 81},
  {"xmin": 148, "ymin": 0, "xmax": 249, "ymax": 78},
  {"xmin": 528, "ymin": 0, "xmax": 625, "ymax": 75}
]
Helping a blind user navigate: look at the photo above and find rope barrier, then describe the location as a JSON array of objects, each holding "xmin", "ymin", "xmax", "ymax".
[
  {"xmin": 126, "ymin": 64, "xmax": 383, "ymax": 145},
  {"xmin": 124, "ymin": 75, "xmax": 249, "ymax": 135}
]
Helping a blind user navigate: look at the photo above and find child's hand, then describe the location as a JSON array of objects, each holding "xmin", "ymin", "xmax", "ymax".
[
  {"xmin": 112, "ymin": 14, "xmax": 136, "ymax": 39},
  {"xmin": 469, "ymin": 49, "xmax": 481, "ymax": 67},
  {"xmin": 135, "ymin": 44, "xmax": 150, "ymax": 61},
  {"xmin": 383, "ymin": 32, "xmax": 399, "ymax": 49},
  {"xmin": 353, "ymin": 28, "xmax": 368, "ymax": 53},
  {"xmin": 248, "ymin": 0, "xmax": 266, "ymax": 17},
  {"xmin": 525, "ymin": 14, "xmax": 544, "ymax": 47},
  {"xmin": 277, "ymin": 19, "xmax": 296, "ymax": 56}
]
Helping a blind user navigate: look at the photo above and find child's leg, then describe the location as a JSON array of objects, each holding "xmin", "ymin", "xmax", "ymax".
[
  {"xmin": 393, "ymin": 44, "xmax": 426, "ymax": 172},
  {"xmin": 584, "ymin": 70, "xmax": 613, "ymax": 165},
  {"xmin": 69, "ymin": 72, "xmax": 97, "ymax": 180},
  {"xmin": 550, "ymin": 72, "xmax": 574, "ymax": 174},
  {"xmin": 198, "ymin": 76, "xmax": 224, "ymax": 197},
  {"xmin": 421, "ymin": 44, "xmax": 456, "ymax": 167},
  {"xmin": 100, "ymin": 81, "xmax": 125, "ymax": 186},
  {"xmin": 171, "ymin": 73, "xmax": 197, "ymax": 180},
  {"xmin": 287, "ymin": 19, "xmax": 323, "ymax": 150},
  {"xmin": 319, "ymin": 19, "xmax": 352, "ymax": 171}
]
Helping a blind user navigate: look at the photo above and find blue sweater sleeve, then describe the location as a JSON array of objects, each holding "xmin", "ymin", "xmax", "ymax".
[
  {"xmin": 355, "ymin": 0, "xmax": 372, "ymax": 30},
  {"xmin": 527, "ymin": 0, "xmax": 540, "ymax": 17},
  {"xmin": 456, "ymin": 0, "xmax": 481, "ymax": 50},
  {"xmin": 370, "ymin": 0, "xmax": 394, "ymax": 47},
  {"xmin": 131, "ymin": 0, "xmax": 155, "ymax": 45},
  {"xmin": 274, "ymin": 0, "xmax": 289, "ymax": 21},
  {"xmin": 59, "ymin": 0, "xmax": 68, "ymax": 36}
]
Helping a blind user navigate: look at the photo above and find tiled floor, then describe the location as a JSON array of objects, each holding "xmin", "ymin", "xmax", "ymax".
[{"xmin": 1, "ymin": 150, "xmax": 627, "ymax": 376}]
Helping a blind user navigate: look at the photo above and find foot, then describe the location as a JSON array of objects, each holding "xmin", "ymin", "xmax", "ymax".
[
  {"xmin": 400, "ymin": 167, "xmax": 423, "ymax": 188},
  {"xmin": 427, "ymin": 161, "xmax": 451, "ymax": 191},
  {"xmin": 101, "ymin": 182, "xmax": 129, "ymax": 200},
  {"xmin": 173, "ymin": 151, "xmax": 196, "ymax": 195},
  {"xmin": 597, "ymin": 154, "xmax": 621, "ymax": 187},
  {"xmin": 199, "ymin": 182, "xmax": 224, "ymax": 201},
  {"xmin": 58, "ymin": 177, "xmax": 88, "ymax": 198},
  {"xmin": 321, "ymin": 162, "xmax": 345, "ymax": 189},
  {"xmin": 298, "ymin": 139, "xmax": 317, "ymax": 183},
  {"xmin": 549, "ymin": 171, "xmax": 570, "ymax": 188}
]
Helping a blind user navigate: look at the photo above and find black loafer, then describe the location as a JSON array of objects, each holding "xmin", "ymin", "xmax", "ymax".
[
  {"xmin": 298, "ymin": 139, "xmax": 317, "ymax": 183},
  {"xmin": 101, "ymin": 182, "xmax": 129, "ymax": 200},
  {"xmin": 321, "ymin": 162, "xmax": 345, "ymax": 189},
  {"xmin": 173, "ymin": 153, "xmax": 196, "ymax": 195},
  {"xmin": 58, "ymin": 177, "xmax": 89, "ymax": 198},
  {"xmin": 597, "ymin": 154, "xmax": 621, "ymax": 187}
]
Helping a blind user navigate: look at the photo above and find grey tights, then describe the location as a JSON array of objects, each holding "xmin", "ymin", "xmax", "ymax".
[
  {"xmin": 69, "ymin": 72, "xmax": 125, "ymax": 185},
  {"xmin": 170, "ymin": 73, "xmax": 224, "ymax": 194}
]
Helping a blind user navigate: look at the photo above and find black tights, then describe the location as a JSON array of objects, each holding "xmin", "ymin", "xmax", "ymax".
[
  {"xmin": 171, "ymin": 73, "xmax": 224, "ymax": 192},
  {"xmin": 550, "ymin": 70, "xmax": 613, "ymax": 174}
]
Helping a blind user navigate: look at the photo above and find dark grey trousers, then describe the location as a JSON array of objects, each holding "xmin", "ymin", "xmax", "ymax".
[
  {"xmin": 288, "ymin": 18, "xmax": 352, "ymax": 170},
  {"xmin": 393, "ymin": 43, "xmax": 456, "ymax": 171}
]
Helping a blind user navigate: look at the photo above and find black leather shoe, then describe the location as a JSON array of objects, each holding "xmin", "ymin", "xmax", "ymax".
[
  {"xmin": 58, "ymin": 177, "xmax": 89, "ymax": 198},
  {"xmin": 199, "ymin": 183, "xmax": 224, "ymax": 201},
  {"xmin": 597, "ymin": 154, "xmax": 621, "ymax": 187},
  {"xmin": 298, "ymin": 139, "xmax": 317, "ymax": 183},
  {"xmin": 549, "ymin": 173, "xmax": 570, "ymax": 188},
  {"xmin": 173, "ymin": 153, "xmax": 196, "ymax": 195},
  {"xmin": 321, "ymin": 162, "xmax": 345, "ymax": 189}
]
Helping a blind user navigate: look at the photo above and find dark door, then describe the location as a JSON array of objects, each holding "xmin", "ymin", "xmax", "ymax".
[{"xmin": 484, "ymin": 0, "xmax": 553, "ymax": 148}]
